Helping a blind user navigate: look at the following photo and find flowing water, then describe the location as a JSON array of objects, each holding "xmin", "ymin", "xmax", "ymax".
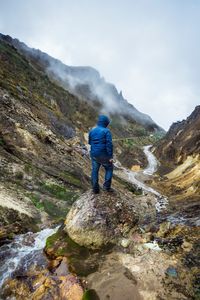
[
  {"xmin": 143, "ymin": 145, "xmax": 158, "ymax": 175},
  {"xmin": 115, "ymin": 145, "xmax": 168, "ymax": 212},
  {"xmin": 118, "ymin": 145, "xmax": 199, "ymax": 226},
  {"xmin": 0, "ymin": 226, "xmax": 58, "ymax": 288}
]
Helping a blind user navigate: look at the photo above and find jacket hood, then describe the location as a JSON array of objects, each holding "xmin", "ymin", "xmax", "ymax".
[{"xmin": 97, "ymin": 115, "xmax": 110, "ymax": 127}]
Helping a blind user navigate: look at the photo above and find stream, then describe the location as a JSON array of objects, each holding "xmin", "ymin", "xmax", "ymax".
[
  {"xmin": 0, "ymin": 227, "xmax": 58, "ymax": 288},
  {"xmin": 115, "ymin": 145, "xmax": 168, "ymax": 212},
  {"xmin": 123, "ymin": 146, "xmax": 199, "ymax": 226}
]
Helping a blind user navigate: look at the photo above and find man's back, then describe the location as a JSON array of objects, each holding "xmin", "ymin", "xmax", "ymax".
[{"xmin": 89, "ymin": 115, "xmax": 113, "ymax": 159}]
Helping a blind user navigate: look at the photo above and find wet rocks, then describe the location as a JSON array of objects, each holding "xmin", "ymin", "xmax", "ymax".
[
  {"xmin": 64, "ymin": 190, "xmax": 157, "ymax": 249},
  {"xmin": 2, "ymin": 270, "xmax": 84, "ymax": 300},
  {"xmin": 86, "ymin": 254, "xmax": 142, "ymax": 300},
  {"xmin": 0, "ymin": 223, "xmax": 22, "ymax": 245},
  {"xmin": 44, "ymin": 227, "xmax": 100, "ymax": 276}
]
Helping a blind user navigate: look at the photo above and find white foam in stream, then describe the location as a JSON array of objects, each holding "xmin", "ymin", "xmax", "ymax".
[
  {"xmin": 125, "ymin": 169, "xmax": 168, "ymax": 212},
  {"xmin": 0, "ymin": 226, "xmax": 59, "ymax": 288}
]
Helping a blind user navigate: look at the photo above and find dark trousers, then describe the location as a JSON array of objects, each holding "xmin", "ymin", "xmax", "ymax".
[{"xmin": 91, "ymin": 157, "xmax": 113, "ymax": 192}]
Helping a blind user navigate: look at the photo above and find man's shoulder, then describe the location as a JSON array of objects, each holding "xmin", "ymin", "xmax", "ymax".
[
  {"xmin": 101, "ymin": 127, "xmax": 111, "ymax": 135},
  {"xmin": 89, "ymin": 126, "xmax": 97, "ymax": 133},
  {"xmin": 89, "ymin": 126, "xmax": 111, "ymax": 134},
  {"xmin": 104, "ymin": 127, "xmax": 111, "ymax": 134}
]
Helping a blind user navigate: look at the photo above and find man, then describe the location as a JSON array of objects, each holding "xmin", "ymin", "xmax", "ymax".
[{"xmin": 88, "ymin": 115, "xmax": 114, "ymax": 194}]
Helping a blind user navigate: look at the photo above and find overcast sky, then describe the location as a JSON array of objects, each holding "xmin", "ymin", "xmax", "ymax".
[{"xmin": 1, "ymin": 0, "xmax": 199, "ymax": 130}]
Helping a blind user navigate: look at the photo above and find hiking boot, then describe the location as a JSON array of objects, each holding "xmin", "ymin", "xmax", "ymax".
[
  {"xmin": 103, "ymin": 187, "xmax": 115, "ymax": 193},
  {"xmin": 92, "ymin": 189, "xmax": 100, "ymax": 194}
]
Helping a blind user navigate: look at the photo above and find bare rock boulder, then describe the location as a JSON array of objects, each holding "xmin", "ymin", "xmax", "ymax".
[{"xmin": 64, "ymin": 190, "xmax": 156, "ymax": 249}]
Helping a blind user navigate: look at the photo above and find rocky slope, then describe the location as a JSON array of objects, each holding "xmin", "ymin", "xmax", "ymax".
[{"xmin": 153, "ymin": 106, "xmax": 200, "ymax": 202}]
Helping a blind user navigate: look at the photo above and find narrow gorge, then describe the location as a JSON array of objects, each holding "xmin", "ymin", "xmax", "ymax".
[{"xmin": 0, "ymin": 34, "xmax": 199, "ymax": 300}]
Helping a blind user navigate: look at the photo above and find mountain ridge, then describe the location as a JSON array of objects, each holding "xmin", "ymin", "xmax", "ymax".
[{"xmin": 0, "ymin": 33, "xmax": 164, "ymax": 132}]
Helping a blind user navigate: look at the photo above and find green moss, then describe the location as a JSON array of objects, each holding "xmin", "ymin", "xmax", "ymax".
[
  {"xmin": 82, "ymin": 290, "xmax": 100, "ymax": 300},
  {"xmin": 45, "ymin": 229, "xmax": 99, "ymax": 276},
  {"xmin": 39, "ymin": 182, "xmax": 79, "ymax": 203},
  {"xmin": 46, "ymin": 229, "xmax": 89, "ymax": 261},
  {"xmin": 42, "ymin": 199, "xmax": 68, "ymax": 219},
  {"xmin": 24, "ymin": 163, "xmax": 32, "ymax": 173},
  {"xmin": 115, "ymin": 132, "xmax": 165, "ymax": 149},
  {"xmin": 23, "ymin": 164, "xmax": 42, "ymax": 179},
  {"xmin": 27, "ymin": 192, "xmax": 69, "ymax": 220},
  {"xmin": 46, "ymin": 229, "xmax": 86, "ymax": 253},
  {"xmin": 8, "ymin": 232, "xmax": 15, "ymax": 239},
  {"xmin": 45, "ymin": 230, "xmax": 60, "ymax": 249},
  {"xmin": 59, "ymin": 171, "xmax": 82, "ymax": 187},
  {"xmin": 27, "ymin": 193, "xmax": 44, "ymax": 210}
]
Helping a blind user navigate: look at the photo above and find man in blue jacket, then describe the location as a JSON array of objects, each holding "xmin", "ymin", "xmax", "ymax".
[{"xmin": 88, "ymin": 115, "xmax": 114, "ymax": 194}]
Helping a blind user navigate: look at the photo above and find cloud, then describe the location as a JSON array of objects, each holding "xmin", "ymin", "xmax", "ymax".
[{"xmin": 0, "ymin": 0, "xmax": 199, "ymax": 130}]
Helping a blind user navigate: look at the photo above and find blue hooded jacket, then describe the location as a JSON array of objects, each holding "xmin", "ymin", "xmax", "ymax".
[{"xmin": 89, "ymin": 115, "xmax": 113, "ymax": 160}]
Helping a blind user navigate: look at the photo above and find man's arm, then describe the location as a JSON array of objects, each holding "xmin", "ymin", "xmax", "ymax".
[{"xmin": 105, "ymin": 130, "xmax": 113, "ymax": 159}]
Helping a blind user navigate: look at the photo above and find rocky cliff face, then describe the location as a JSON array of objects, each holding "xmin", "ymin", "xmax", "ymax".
[
  {"xmin": 155, "ymin": 106, "xmax": 200, "ymax": 165},
  {"xmin": 154, "ymin": 106, "xmax": 200, "ymax": 201}
]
